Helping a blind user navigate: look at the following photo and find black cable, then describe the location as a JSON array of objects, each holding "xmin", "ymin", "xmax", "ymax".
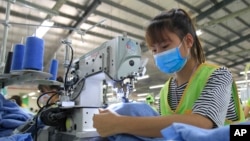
[
  {"xmin": 36, "ymin": 91, "xmax": 57, "ymax": 109},
  {"xmin": 71, "ymin": 77, "xmax": 85, "ymax": 101},
  {"xmin": 46, "ymin": 92, "xmax": 60, "ymax": 106},
  {"xmin": 34, "ymin": 100, "xmax": 56, "ymax": 141}
]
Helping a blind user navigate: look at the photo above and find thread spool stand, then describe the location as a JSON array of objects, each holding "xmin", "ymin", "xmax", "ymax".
[{"xmin": 0, "ymin": 70, "xmax": 52, "ymax": 88}]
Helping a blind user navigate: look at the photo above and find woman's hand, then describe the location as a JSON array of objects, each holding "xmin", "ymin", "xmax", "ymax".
[{"xmin": 93, "ymin": 108, "xmax": 122, "ymax": 137}]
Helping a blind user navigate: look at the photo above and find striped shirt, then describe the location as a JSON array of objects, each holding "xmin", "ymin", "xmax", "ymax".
[{"xmin": 162, "ymin": 66, "xmax": 238, "ymax": 127}]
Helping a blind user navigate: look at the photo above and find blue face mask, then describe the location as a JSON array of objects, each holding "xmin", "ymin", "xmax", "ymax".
[{"xmin": 153, "ymin": 43, "xmax": 188, "ymax": 74}]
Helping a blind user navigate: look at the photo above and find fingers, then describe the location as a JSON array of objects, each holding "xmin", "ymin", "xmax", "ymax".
[{"xmin": 98, "ymin": 108, "xmax": 110, "ymax": 113}]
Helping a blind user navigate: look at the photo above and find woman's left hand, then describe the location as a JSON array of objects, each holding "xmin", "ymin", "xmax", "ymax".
[{"xmin": 93, "ymin": 108, "xmax": 122, "ymax": 137}]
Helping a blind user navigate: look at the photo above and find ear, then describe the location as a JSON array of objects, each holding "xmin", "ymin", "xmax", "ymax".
[{"xmin": 185, "ymin": 33, "xmax": 194, "ymax": 49}]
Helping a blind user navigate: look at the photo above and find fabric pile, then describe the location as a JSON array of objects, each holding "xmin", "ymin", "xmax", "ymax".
[{"xmin": 0, "ymin": 93, "xmax": 33, "ymax": 141}]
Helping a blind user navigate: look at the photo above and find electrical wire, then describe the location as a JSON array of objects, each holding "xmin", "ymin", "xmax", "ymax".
[
  {"xmin": 36, "ymin": 91, "xmax": 57, "ymax": 109},
  {"xmin": 63, "ymin": 43, "xmax": 74, "ymax": 92},
  {"xmin": 70, "ymin": 77, "xmax": 85, "ymax": 101}
]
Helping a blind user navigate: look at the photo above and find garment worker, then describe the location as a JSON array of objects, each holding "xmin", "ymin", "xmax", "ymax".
[
  {"xmin": 9, "ymin": 95, "xmax": 34, "ymax": 116},
  {"xmin": 37, "ymin": 76, "xmax": 63, "ymax": 106},
  {"xmin": 93, "ymin": 8, "xmax": 245, "ymax": 138},
  {"xmin": 146, "ymin": 94, "xmax": 158, "ymax": 112}
]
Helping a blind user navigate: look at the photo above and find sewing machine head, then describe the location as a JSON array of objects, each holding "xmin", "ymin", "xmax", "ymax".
[{"xmin": 71, "ymin": 36, "xmax": 144, "ymax": 106}]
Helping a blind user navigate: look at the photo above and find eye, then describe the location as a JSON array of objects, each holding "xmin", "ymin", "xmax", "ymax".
[
  {"xmin": 162, "ymin": 45, "xmax": 168, "ymax": 49},
  {"xmin": 40, "ymin": 89, "xmax": 45, "ymax": 93},
  {"xmin": 151, "ymin": 49, "xmax": 157, "ymax": 54}
]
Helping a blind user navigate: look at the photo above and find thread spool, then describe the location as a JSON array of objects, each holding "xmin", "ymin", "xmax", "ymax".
[
  {"xmin": 49, "ymin": 59, "xmax": 58, "ymax": 80},
  {"xmin": 4, "ymin": 51, "xmax": 13, "ymax": 73},
  {"xmin": 22, "ymin": 36, "xmax": 44, "ymax": 71},
  {"xmin": 11, "ymin": 44, "xmax": 25, "ymax": 71}
]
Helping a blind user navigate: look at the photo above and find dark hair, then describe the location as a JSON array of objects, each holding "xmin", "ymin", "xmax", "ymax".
[
  {"xmin": 145, "ymin": 8, "xmax": 205, "ymax": 64},
  {"xmin": 38, "ymin": 76, "xmax": 64, "ymax": 92},
  {"xmin": 9, "ymin": 95, "xmax": 22, "ymax": 106}
]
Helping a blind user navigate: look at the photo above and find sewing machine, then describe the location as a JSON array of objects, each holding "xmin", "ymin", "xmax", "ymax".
[{"xmin": 37, "ymin": 36, "xmax": 144, "ymax": 141}]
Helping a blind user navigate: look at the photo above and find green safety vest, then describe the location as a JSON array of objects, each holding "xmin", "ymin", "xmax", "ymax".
[{"xmin": 160, "ymin": 63, "xmax": 245, "ymax": 125}]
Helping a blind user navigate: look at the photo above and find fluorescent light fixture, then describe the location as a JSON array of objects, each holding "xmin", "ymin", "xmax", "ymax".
[
  {"xmin": 240, "ymin": 71, "xmax": 250, "ymax": 75},
  {"xmin": 155, "ymin": 96, "xmax": 160, "ymax": 100},
  {"xmin": 137, "ymin": 93, "xmax": 148, "ymax": 97},
  {"xmin": 22, "ymin": 95, "xmax": 28, "ymax": 98},
  {"xmin": 137, "ymin": 98, "xmax": 146, "ymax": 101},
  {"xmin": 196, "ymin": 29, "xmax": 202, "ymax": 36},
  {"xmin": 137, "ymin": 75, "xmax": 149, "ymax": 80},
  {"xmin": 31, "ymin": 97, "xmax": 38, "ymax": 99},
  {"xmin": 33, "ymin": 20, "xmax": 54, "ymax": 38},
  {"xmin": 28, "ymin": 92, "xmax": 36, "ymax": 96},
  {"xmin": 236, "ymin": 80, "xmax": 250, "ymax": 84},
  {"xmin": 149, "ymin": 84, "xmax": 164, "ymax": 89},
  {"xmin": 238, "ymin": 88, "xmax": 247, "ymax": 91},
  {"xmin": 106, "ymin": 93, "xmax": 113, "ymax": 96}
]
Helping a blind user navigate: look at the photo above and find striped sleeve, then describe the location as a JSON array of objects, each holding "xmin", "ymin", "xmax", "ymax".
[{"xmin": 192, "ymin": 66, "xmax": 233, "ymax": 127}]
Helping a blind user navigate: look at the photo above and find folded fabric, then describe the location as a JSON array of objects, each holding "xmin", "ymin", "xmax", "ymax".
[
  {"xmin": 0, "ymin": 94, "xmax": 32, "ymax": 137},
  {"xmin": 0, "ymin": 133, "xmax": 33, "ymax": 141},
  {"xmin": 0, "ymin": 129, "xmax": 14, "ymax": 138},
  {"xmin": 107, "ymin": 102, "xmax": 165, "ymax": 141},
  {"xmin": 0, "ymin": 119, "xmax": 27, "ymax": 129}
]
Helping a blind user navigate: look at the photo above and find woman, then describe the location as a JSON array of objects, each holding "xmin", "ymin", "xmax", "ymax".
[
  {"xmin": 37, "ymin": 76, "xmax": 63, "ymax": 106},
  {"xmin": 93, "ymin": 8, "xmax": 245, "ymax": 138}
]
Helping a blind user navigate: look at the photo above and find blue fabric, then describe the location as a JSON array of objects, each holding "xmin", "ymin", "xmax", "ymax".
[
  {"xmin": 107, "ymin": 102, "xmax": 165, "ymax": 141},
  {"xmin": 161, "ymin": 123, "xmax": 229, "ymax": 141},
  {"xmin": 0, "ymin": 133, "xmax": 32, "ymax": 141},
  {"xmin": 0, "ymin": 94, "xmax": 32, "ymax": 137},
  {"xmin": 161, "ymin": 121, "xmax": 250, "ymax": 141}
]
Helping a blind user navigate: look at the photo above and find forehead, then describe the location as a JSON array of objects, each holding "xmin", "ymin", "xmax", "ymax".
[
  {"xmin": 151, "ymin": 31, "xmax": 180, "ymax": 47},
  {"xmin": 38, "ymin": 85, "xmax": 49, "ymax": 92}
]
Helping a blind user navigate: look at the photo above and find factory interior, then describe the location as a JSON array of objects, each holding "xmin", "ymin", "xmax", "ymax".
[{"xmin": 0, "ymin": 0, "xmax": 250, "ymax": 141}]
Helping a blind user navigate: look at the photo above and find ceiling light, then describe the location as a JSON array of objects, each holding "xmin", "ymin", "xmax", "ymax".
[
  {"xmin": 137, "ymin": 93, "xmax": 148, "ymax": 97},
  {"xmin": 240, "ymin": 71, "xmax": 250, "ymax": 75},
  {"xmin": 22, "ymin": 95, "xmax": 27, "ymax": 98},
  {"xmin": 31, "ymin": 97, "xmax": 37, "ymax": 99},
  {"xmin": 196, "ymin": 29, "xmax": 202, "ymax": 36},
  {"xmin": 149, "ymin": 84, "xmax": 164, "ymax": 89},
  {"xmin": 28, "ymin": 92, "xmax": 36, "ymax": 96},
  {"xmin": 33, "ymin": 20, "xmax": 54, "ymax": 38},
  {"xmin": 238, "ymin": 88, "xmax": 247, "ymax": 91},
  {"xmin": 137, "ymin": 98, "xmax": 146, "ymax": 101},
  {"xmin": 106, "ymin": 93, "xmax": 113, "ymax": 96},
  {"xmin": 155, "ymin": 96, "xmax": 160, "ymax": 100},
  {"xmin": 235, "ymin": 80, "xmax": 250, "ymax": 84},
  {"xmin": 137, "ymin": 75, "xmax": 149, "ymax": 80}
]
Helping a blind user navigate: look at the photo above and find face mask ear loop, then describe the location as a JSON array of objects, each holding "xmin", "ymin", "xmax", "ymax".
[{"xmin": 178, "ymin": 37, "xmax": 190, "ymax": 59}]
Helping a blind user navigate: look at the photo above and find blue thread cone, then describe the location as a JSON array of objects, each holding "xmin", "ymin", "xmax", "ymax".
[
  {"xmin": 22, "ymin": 36, "xmax": 44, "ymax": 71},
  {"xmin": 49, "ymin": 59, "xmax": 58, "ymax": 80},
  {"xmin": 11, "ymin": 44, "xmax": 25, "ymax": 71}
]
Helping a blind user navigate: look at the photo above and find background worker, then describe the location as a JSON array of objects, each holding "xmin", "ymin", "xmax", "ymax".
[
  {"xmin": 37, "ymin": 76, "xmax": 63, "ymax": 106},
  {"xmin": 145, "ymin": 94, "xmax": 158, "ymax": 112}
]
